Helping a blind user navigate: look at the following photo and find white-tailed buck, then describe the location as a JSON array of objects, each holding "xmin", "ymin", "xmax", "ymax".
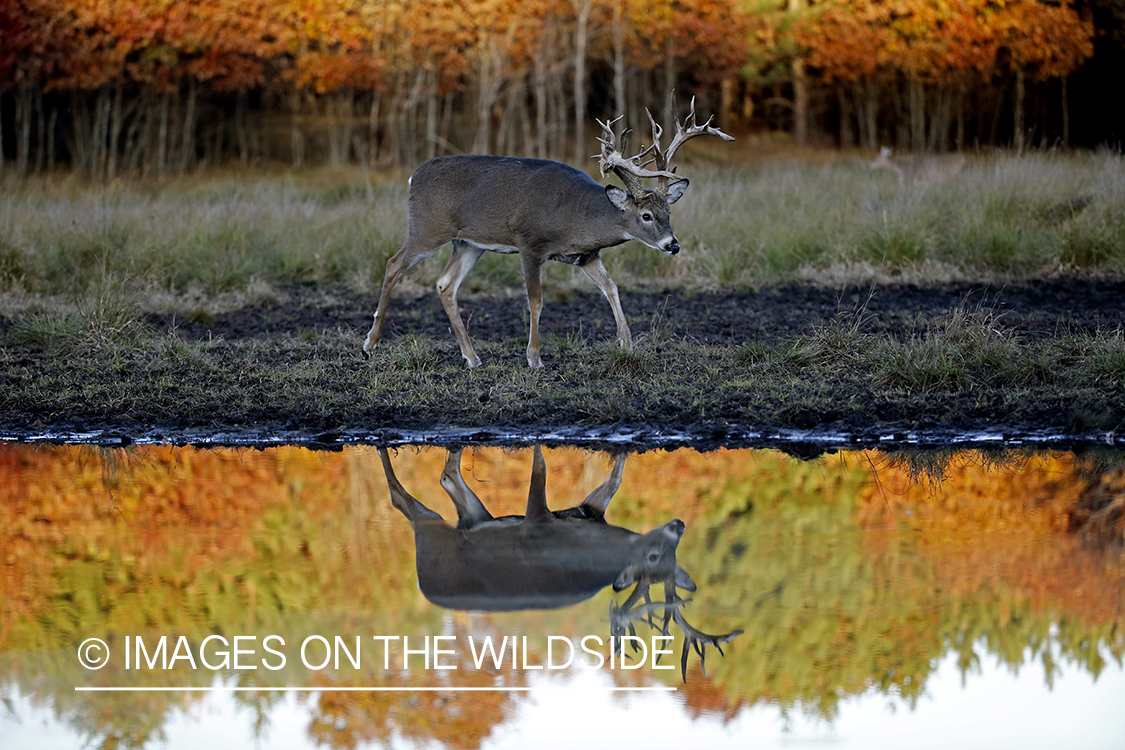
[
  {"xmin": 870, "ymin": 146, "xmax": 966, "ymax": 187},
  {"xmin": 363, "ymin": 97, "xmax": 734, "ymax": 368},
  {"xmin": 378, "ymin": 445, "xmax": 740, "ymax": 679}
]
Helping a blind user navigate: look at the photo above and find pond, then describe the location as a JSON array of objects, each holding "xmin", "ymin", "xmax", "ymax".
[{"xmin": 1, "ymin": 443, "xmax": 1123, "ymax": 749}]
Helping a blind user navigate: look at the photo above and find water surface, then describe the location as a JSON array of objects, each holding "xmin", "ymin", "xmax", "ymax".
[{"xmin": 1, "ymin": 444, "xmax": 1122, "ymax": 748}]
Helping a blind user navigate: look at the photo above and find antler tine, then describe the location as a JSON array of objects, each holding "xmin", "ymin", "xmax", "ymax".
[
  {"xmin": 670, "ymin": 605, "xmax": 743, "ymax": 682},
  {"xmin": 645, "ymin": 107, "xmax": 664, "ymax": 159}
]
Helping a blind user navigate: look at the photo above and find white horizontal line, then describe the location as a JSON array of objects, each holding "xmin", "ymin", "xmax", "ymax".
[{"xmin": 75, "ymin": 686, "xmax": 676, "ymax": 693}]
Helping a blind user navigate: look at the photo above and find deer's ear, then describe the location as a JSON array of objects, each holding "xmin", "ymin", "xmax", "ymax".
[
  {"xmin": 613, "ymin": 565, "xmax": 637, "ymax": 591},
  {"xmin": 605, "ymin": 185, "xmax": 633, "ymax": 211},
  {"xmin": 674, "ymin": 567, "xmax": 697, "ymax": 591},
  {"xmin": 665, "ymin": 179, "xmax": 689, "ymax": 205}
]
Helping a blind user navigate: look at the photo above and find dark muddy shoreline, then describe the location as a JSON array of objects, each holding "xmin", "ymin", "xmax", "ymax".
[{"xmin": 2, "ymin": 279, "xmax": 1124, "ymax": 452}]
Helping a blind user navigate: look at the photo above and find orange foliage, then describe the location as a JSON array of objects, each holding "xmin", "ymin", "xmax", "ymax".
[
  {"xmin": 1, "ymin": 0, "xmax": 751, "ymax": 96},
  {"xmin": 793, "ymin": 0, "xmax": 1093, "ymax": 83}
]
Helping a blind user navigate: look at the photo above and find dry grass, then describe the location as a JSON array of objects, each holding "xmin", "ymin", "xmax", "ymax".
[{"xmin": 0, "ymin": 148, "xmax": 1122, "ymax": 313}]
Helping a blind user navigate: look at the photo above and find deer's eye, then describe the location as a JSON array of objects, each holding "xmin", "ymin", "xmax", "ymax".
[
  {"xmin": 647, "ymin": 550, "xmax": 660, "ymax": 563},
  {"xmin": 641, "ymin": 212, "xmax": 654, "ymax": 222}
]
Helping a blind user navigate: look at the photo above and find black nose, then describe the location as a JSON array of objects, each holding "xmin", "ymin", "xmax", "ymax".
[{"xmin": 668, "ymin": 241, "xmax": 680, "ymax": 255}]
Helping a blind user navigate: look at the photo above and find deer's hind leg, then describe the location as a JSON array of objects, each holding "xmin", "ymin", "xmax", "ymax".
[
  {"xmin": 436, "ymin": 241, "xmax": 487, "ymax": 367},
  {"xmin": 363, "ymin": 237, "xmax": 445, "ymax": 355},
  {"xmin": 580, "ymin": 452, "xmax": 627, "ymax": 514}
]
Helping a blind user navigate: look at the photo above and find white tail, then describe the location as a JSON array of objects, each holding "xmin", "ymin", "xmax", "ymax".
[
  {"xmin": 378, "ymin": 446, "xmax": 741, "ymax": 679},
  {"xmin": 363, "ymin": 96, "xmax": 733, "ymax": 368},
  {"xmin": 870, "ymin": 146, "xmax": 966, "ymax": 187}
]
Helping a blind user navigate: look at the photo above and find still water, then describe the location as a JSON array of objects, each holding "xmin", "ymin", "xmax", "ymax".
[{"xmin": 1, "ymin": 443, "xmax": 1123, "ymax": 749}]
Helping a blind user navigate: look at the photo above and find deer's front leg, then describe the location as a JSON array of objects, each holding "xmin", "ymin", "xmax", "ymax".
[
  {"xmin": 579, "ymin": 256, "xmax": 632, "ymax": 348},
  {"xmin": 521, "ymin": 253, "xmax": 545, "ymax": 368},
  {"xmin": 440, "ymin": 448, "xmax": 495, "ymax": 529}
]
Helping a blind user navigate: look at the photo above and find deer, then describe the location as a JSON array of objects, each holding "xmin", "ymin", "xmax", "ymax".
[
  {"xmin": 377, "ymin": 445, "xmax": 741, "ymax": 679},
  {"xmin": 362, "ymin": 96, "xmax": 734, "ymax": 368},
  {"xmin": 869, "ymin": 146, "xmax": 966, "ymax": 188}
]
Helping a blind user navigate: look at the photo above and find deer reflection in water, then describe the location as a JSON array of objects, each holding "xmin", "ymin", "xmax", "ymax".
[{"xmin": 378, "ymin": 445, "xmax": 741, "ymax": 679}]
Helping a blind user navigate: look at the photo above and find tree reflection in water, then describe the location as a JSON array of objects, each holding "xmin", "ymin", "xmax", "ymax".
[{"xmin": 0, "ymin": 444, "xmax": 1121, "ymax": 748}]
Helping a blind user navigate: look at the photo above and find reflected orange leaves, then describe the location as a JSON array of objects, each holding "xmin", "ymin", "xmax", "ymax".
[
  {"xmin": 855, "ymin": 452, "xmax": 1124, "ymax": 627},
  {"xmin": 1, "ymin": 442, "xmax": 1123, "ymax": 747},
  {"xmin": 308, "ymin": 665, "xmax": 516, "ymax": 750}
]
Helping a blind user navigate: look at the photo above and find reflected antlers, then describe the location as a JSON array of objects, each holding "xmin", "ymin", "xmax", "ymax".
[{"xmin": 610, "ymin": 580, "xmax": 743, "ymax": 681}]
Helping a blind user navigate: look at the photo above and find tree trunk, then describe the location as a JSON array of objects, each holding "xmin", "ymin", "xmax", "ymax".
[
  {"xmin": 70, "ymin": 91, "xmax": 89, "ymax": 175},
  {"xmin": 123, "ymin": 91, "xmax": 145, "ymax": 174},
  {"xmin": 46, "ymin": 105, "xmax": 57, "ymax": 171},
  {"xmin": 927, "ymin": 86, "xmax": 952, "ymax": 152},
  {"xmin": 955, "ymin": 82, "xmax": 966, "ymax": 150},
  {"xmin": 368, "ymin": 89, "xmax": 382, "ymax": 167},
  {"xmin": 156, "ymin": 91, "xmax": 169, "ymax": 173},
  {"xmin": 534, "ymin": 45, "xmax": 549, "ymax": 159},
  {"xmin": 792, "ymin": 58, "xmax": 808, "ymax": 146},
  {"xmin": 663, "ymin": 37, "xmax": 677, "ymax": 130},
  {"xmin": 612, "ymin": 0, "xmax": 626, "ymax": 121},
  {"xmin": 17, "ymin": 82, "xmax": 33, "ymax": 176},
  {"xmin": 179, "ymin": 79, "xmax": 197, "ymax": 174},
  {"xmin": 789, "ymin": 0, "xmax": 808, "ymax": 146},
  {"xmin": 91, "ymin": 88, "xmax": 111, "ymax": 179},
  {"xmin": 425, "ymin": 73, "xmax": 438, "ymax": 161},
  {"xmin": 853, "ymin": 79, "xmax": 878, "ymax": 150},
  {"xmin": 908, "ymin": 75, "xmax": 925, "ymax": 151},
  {"xmin": 1061, "ymin": 75, "xmax": 1069, "ymax": 147},
  {"xmin": 291, "ymin": 88, "xmax": 304, "ymax": 167},
  {"xmin": 573, "ymin": 0, "xmax": 592, "ymax": 165},
  {"xmin": 836, "ymin": 85, "xmax": 853, "ymax": 147},
  {"xmin": 107, "ymin": 83, "xmax": 124, "ymax": 180},
  {"xmin": 34, "ymin": 87, "xmax": 46, "ymax": 173},
  {"xmin": 721, "ymin": 77, "xmax": 736, "ymax": 132},
  {"xmin": 1013, "ymin": 66, "xmax": 1025, "ymax": 152}
]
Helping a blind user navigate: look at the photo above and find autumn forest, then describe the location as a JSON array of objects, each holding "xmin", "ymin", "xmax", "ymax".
[{"xmin": 1, "ymin": 0, "xmax": 1121, "ymax": 180}]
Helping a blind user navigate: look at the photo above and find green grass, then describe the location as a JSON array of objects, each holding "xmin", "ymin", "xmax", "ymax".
[
  {"xmin": 1, "ymin": 149, "xmax": 1123, "ymax": 310},
  {"xmin": 6, "ymin": 273, "xmax": 150, "ymax": 356}
]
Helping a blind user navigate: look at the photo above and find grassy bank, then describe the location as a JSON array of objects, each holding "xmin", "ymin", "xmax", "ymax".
[
  {"xmin": 1, "ymin": 149, "xmax": 1124, "ymax": 443},
  {"xmin": 1, "ymin": 148, "xmax": 1124, "ymax": 309},
  {"xmin": 1, "ymin": 285, "xmax": 1123, "ymax": 445}
]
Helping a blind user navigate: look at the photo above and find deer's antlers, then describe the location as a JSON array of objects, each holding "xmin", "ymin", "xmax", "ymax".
[
  {"xmin": 596, "ymin": 94, "xmax": 734, "ymax": 199},
  {"xmin": 596, "ymin": 116, "xmax": 678, "ymax": 197},
  {"xmin": 646, "ymin": 94, "xmax": 735, "ymax": 194},
  {"xmin": 610, "ymin": 579, "xmax": 743, "ymax": 682}
]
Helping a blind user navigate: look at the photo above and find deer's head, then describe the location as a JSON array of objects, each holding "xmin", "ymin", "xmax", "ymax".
[
  {"xmin": 596, "ymin": 95, "xmax": 733, "ymax": 257},
  {"xmin": 612, "ymin": 517, "xmax": 696, "ymax": 592}
]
